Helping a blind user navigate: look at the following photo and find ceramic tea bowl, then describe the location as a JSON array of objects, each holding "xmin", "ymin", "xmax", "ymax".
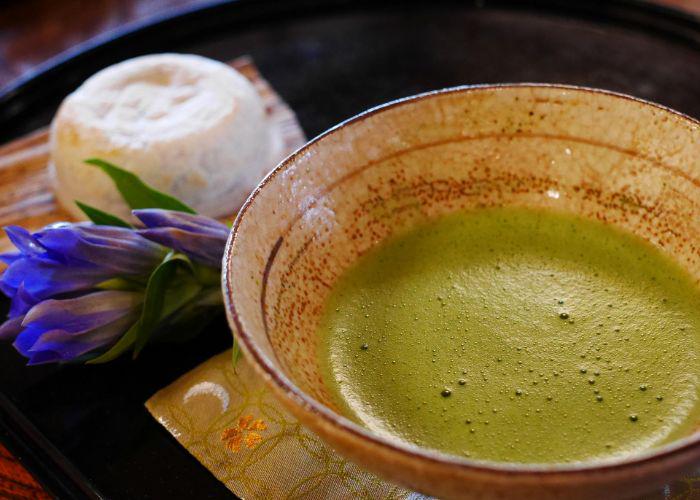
[{"xmin": 224, "ymin": 85, "xmax": 700, "ymax": 499}]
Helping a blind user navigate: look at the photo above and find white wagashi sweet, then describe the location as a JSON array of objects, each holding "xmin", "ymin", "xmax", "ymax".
[{"xmin": 50, "ymin": 53, "xmax": 281, "ymax": 219}]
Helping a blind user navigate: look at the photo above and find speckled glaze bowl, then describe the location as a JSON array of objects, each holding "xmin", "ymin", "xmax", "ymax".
[{"xmin": 224, "ymin": 85, "xmax": 700, "ymax": 499}]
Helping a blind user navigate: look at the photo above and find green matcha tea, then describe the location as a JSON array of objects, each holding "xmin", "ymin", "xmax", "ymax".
[{"xmin": 317, "ymin": 207, "xmax": 700, "ymax": 463}]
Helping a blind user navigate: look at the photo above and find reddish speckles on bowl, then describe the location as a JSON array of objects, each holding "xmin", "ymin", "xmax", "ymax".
[{"xmin": 224, "ymin": 85, "xmax": 700, "ymax": 499}]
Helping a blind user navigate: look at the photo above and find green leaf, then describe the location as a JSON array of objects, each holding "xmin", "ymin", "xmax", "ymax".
[
  {"xmin": 87, "ymin": 320, "xmax": 142, "ymax": 364},
  {"xmin": 96, "ymin": 277, "xmax": 144, "ymax": 291},
  {"xmin": 132, "ymin": 253, "xmax": 198, "ymax": 357},
  {"xmin": 75, "ymin": 201, "xmax": 132, "ymax": 228},
  {"xmin": 160, "ymin": 279, "xmax": 203, "ymax": 319},
  {"xmin": 135, "ymin": 276, "xmax": 201, "ymax": 352},
  {"xmin": 85, "ymin": 158, "xmax": 196, "ymax": 213},
  {"xmin": 192, "ymin": 265, "xmax": 222, "ymax": 288},
  {"xmin": 232, "ymin": 338, "xmax": 242, "ymax": 368},
  {"xmin": 88, "ymin": 253, "xmax": 197, "ymax": 363},
  {"xmin": 191, "ymin": 287, "xmax": 224, "ymax": 307}
]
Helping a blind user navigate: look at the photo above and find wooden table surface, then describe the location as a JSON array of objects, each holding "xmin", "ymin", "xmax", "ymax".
[
  {"xmin": 0, "ymin": 0, "xmax": 699, "ymax": 497},
  {"xmin": 0, "ymin": 443, "xmax": 50, "ymax": 499}
]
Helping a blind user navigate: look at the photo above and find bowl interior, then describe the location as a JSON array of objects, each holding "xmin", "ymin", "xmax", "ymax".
[{"xmin": 227, "ymin": 85, "xmax": 700, "ymax": 453}]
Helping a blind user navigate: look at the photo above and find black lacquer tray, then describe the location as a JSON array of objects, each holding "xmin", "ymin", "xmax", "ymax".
[{"xmin": 1, "ymin": 1, "xmax": 699, "ymax": 498}]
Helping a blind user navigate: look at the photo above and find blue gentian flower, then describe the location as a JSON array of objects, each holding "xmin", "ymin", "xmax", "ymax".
[
  {"xmin": 0, "ymin": 290, "xmax": 142, "ymax": 365},
  {"xmin": 0, "ymin": 223, "xmax": 165, "ymax": 318},
  {"xmin": 0, "ymin": 161, "xmax": 233, "ymax": 366},
  {"xmin": 0, "ymin": 222, "xmax": 166, "ymax": 363},
  {"xmin": 134, "ymin": 209, "xmax": 229, "ymax": 267}
]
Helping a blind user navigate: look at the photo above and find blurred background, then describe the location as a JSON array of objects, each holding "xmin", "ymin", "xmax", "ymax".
[{"xmin": 0, "ymin": 0, "xmax": 698, "ymax": 88}]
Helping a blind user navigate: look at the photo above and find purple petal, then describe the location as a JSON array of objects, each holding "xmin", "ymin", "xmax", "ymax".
[
  {"xmin": 1, "ymin": 257, "xmax": 112, "ymax": 299},
  {"xmin": 0, "ymin": 251, "xmax": 22, "ymax": 265},
  {"xmin": 25, "ymin": 350, "xmax": 63, "ymax": 365},
  {"xmin": 0, "ymin": 316, "xmax": 24, "ymax": 340},
  {"xmin": 36, "ymin": 224, "xmax": 165, "ymax": 275},
  {"xmin": 23, "ymin": 291, "xmax": 142, "ymax": 333},
  {"xmin": 4, "ymin": 226, "xmax": 46, "ymax": 257},
  {"xmin": 13, "ymin": 324, "xmax": 45, "ymax": 357},
  {"xmin": 0, "ymin": 271, "xmax": 18, "ymax": 298},
  {"xmin": 137, "ymin": 227, "xmax": 225, "ymax": 267},
  {"xmin": 9, "ymin": 284, "xmax": 39, "ymax": 317},
  {"xmin": 28, "ymin": 314, "xmax": 135, "ymax": 364},
  {"xmin": 133, "ymin": 209, "xmax": 229, "ymax": 238},
  {"xmin": 11, "ymin": 291, "xmax": 142, "ymax": 364}
]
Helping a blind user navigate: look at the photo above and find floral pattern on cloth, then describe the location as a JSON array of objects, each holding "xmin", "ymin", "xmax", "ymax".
[{"xmin": 146, "ymin": 350, "xmax": 699, "ymax": 500}]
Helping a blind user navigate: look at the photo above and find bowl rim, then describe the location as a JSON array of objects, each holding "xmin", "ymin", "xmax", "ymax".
[{"xmin": 223, "ymin": 83, "xmax": 700, "ymax": 476}]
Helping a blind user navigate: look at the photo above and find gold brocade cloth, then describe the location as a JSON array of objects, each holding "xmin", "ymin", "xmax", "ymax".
[
  {"xmin": 146, "ymin": 350, "xmax": 699, "ymax": 499},
  {"xmin": 146, "ymin": 351, "xmax": 414, "ymax": 499}
]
